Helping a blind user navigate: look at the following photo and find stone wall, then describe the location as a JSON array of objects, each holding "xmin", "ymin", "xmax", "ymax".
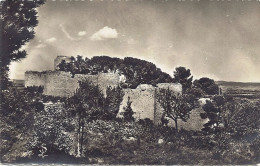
[
  {"xmin": 118, "ymin": 83, "xmax": 182, "ymax": 124},
  {"xmin": 25, "ymin": 71, "xmax": 47, "ymax": 87},
  {"xmin": 118, "ymin": 83, "xmax": 208, "ymax": 131},
  {"xmin": 44, "ymin": 71, "xmax": 80, "ymax": 97},
  {"xmin": 154, "ymin": 83, "xmax": 182, "ymax": 125},
  {"xmin": 25, "ymin": 68, "xmax": 208, "ymax": 131},
  {"xmin": 25, "ymin": 71, "xmax": 120, "ymax": 97},
  {"xmin": 118, "ymin": 84, "xmax": 156, "ymax": 121}
]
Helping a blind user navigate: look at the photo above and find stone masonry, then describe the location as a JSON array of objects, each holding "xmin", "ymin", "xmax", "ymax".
[
  {"xmin": 25, "ymin": 70, "xmax": 120, "ymax": 97},
  {"xmin": 25, "ymin": 56, "xmax": 208, "ymax": 131}
]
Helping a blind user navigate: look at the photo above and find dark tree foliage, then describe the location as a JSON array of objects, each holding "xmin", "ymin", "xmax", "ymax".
[
  {"xmin": 193, "ymin": 77, "xmax": 219, "ymax": 95},
  {"xmin": 57, "ymin": 55, "xmax": 173, "ymax": 88},
  {"xmin": 122, "ymin": 97, "xmax": 135, "ymax": 122},
  {"xmin": 0, "ymin": 0, "xmax": 45, "ymax": 90},
  {"xmin": 67, "ymin": 80, "xmax": 105, "ymax": 121},
  {"xmin": 0, "ymin": 66, "xmax": 12, "ymax": 90},
  {"xmin": 173, "ymin": 67, "xmax": 193, "ymax": 91},
  {"xmin": 65, "ymin": 81, "xmax": 124, "ymax": 156},
  {"xmin": 201, "ymin": 95, "xmax": 260, "ymax": 136},
  {"xmin": 66, "ymin": 80, "xmax": 105, "ymax": 157},
  {"xmin": 156, "ymin": 88, "xmax": 199, "ymax": 131},
  {"xmin": 104, "ymin": 86, "xmax": 125, "ymax": 120},
  {"xmin": 25, "ymin": 86, "xmax": 44, "ymax": 93},
  {"xmin": 28, "ymin": 102, "xmax": 73, "ymax": 159},
  {"xmin": 200, "ymin": 95, "xmax": 225, "ymax": 133},
  {"xmin": 0, "ymin": 0, "xmax": 45, "ymax": 66},
  {"xmin": 137, "ymin": 118, "xmax": 154, "ymax": 127},
  {"xmin": 184, "ymin": 87, "xmax": 205, "ymax": 99},
  {"xmin": 222, "ymin": 99, "xmax": 260, "ymax": 135},
  {"xmin": 0, "ymin": 87, "xmax": 44, "ymax": 161}
]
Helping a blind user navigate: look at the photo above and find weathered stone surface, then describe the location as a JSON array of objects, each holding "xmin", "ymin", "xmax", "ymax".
[
  {"xmin": 25, "ymin": 56, "xmax": 208, "ymax": 131},
  {"xmin": 25, "ymin": 71, "xmax": 120, "ymax": 97},
  {"xmin": 118, "ymin": 83, "xmax": 209, "ymax": 131}
]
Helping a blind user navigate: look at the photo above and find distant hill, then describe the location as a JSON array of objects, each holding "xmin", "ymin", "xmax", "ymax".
[
  {"xmin": 216, "ymin": 81, "xmax": 260, "ymax": 99},
  {"xmin": 216, "ymin": 81, "xmax": 260, "ymax": 87}
]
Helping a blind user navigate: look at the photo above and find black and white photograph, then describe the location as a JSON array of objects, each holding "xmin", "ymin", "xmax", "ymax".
[{"xmin": 1, "ymin": 0, "xmax": 260, "ymax": 164}]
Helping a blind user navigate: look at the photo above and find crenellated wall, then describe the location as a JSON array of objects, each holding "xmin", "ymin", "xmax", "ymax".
[{"xmin": 25, "ymin": 71, "xmax": 120, "ymax": 97}]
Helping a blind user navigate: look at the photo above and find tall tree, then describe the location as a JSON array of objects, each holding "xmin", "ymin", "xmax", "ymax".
[
  {"xmin": 173, "ymin": 67, "xmax": 193, "ymax": 91},
  {"xmin": 0, "ymin": 0, "xmax": 44, "ymax": 89},
  {"xmin": 66, "ymin": 80, "xmax": 105, "ymax": 157},
  {"xmin": 156, "ymin": 88, "xmax": 198, "ymax": 131}
]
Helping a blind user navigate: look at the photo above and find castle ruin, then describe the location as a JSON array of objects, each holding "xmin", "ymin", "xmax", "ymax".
[{"xmin": 25, "ymin": 56, "xmax": 207, "ymax": 131}]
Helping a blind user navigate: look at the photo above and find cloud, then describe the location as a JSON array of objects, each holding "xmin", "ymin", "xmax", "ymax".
[
  {"xmin": 90, "ymin": 26, "xmax": 118, "ymax": 41},
  {"xmin": 46, "ymin": 37, "xmax": 57, "ymax": 43},
  {"xmin": 78, "ymin": 31, "xmax": 87, "ymax": 36},
  {"xmin": 59, "ymin": 24, "xmax": 76, "ymax": 41},
  {"xmin": 35, "ymin": 43, "xmax": 46, "ymax": 48}
]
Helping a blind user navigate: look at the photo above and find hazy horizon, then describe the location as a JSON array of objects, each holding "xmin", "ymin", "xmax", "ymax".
[{"xmin": 9, "ymin": 0, "xmax": 260, "ymax": 83}]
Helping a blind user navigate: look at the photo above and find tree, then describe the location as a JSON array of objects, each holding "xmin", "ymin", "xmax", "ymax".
[
  {"xmin": 193, "ymin": 77, "xmax": 219, "ymax": 95},
  {"xmin": 200, "ymin": 95, "xmax": 225, "ymax": 133},
  {"xmin": 184, "ymin": 87, "xmax": 205, "ymax": 98},
  {"xmin": 122, "ymin": 97, "xmax": 135, "ymax": 122},
  {"xmin": 66, "ymin": 80, "xmax": 105, "ymax": 157},
  {"xmin": 221, "ymin": 99, "xmax": 260, "ymax": 135},
  {"xmin": 0, "ymin": 87, "xmax": 44, "ymax": 162},
  {"xmin": 173, "ymin": 67, "xmax": 193, "ymax": 91},
  {"xmin": 28, "ymin": 102, "xmax": 73, "ymax": 159},
  {"xmin": 103, "ymin": 86, "xmax": 124, "ymax": 120},
  {"xmin": 56, "ymin": 55, "xmax": 173, "ymax": 88},
  {"xmin": 0, "ymin": 0, "xmax": 45, "ymax": 90},
  {"xmin": 156, "ymin": 88, "xmax": 199, "ymax": 131},
  {"xmin": 0, "ymin": 66, "xmax": 12, "ymax": 90}
]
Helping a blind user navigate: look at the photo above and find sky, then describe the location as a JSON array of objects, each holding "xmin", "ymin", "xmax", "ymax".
[{"xmin": 10, "ymin": 0, "xmax": 260, "ymax": 82}]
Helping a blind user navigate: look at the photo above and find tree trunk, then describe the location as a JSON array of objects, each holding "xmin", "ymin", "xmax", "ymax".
[
  {"xmin": 77, "ymin": 111, "xmax": 82, "ymax": 157},
  {"xmin": 174, "ymin": 119, "xmax": 178, "ymax": 132},
  {"xmin": 80, "ymin": 123, "xmax": 84, "ymax": 157}
]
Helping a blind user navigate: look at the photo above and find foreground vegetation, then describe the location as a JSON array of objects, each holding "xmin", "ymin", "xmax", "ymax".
[
  {"xmin": 3, "ymin": 118, "xmax": 260, "ymax": 164},
  {"xmin": 1, "ymin": 80, "xmax": 260, "ymax": 164}
]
